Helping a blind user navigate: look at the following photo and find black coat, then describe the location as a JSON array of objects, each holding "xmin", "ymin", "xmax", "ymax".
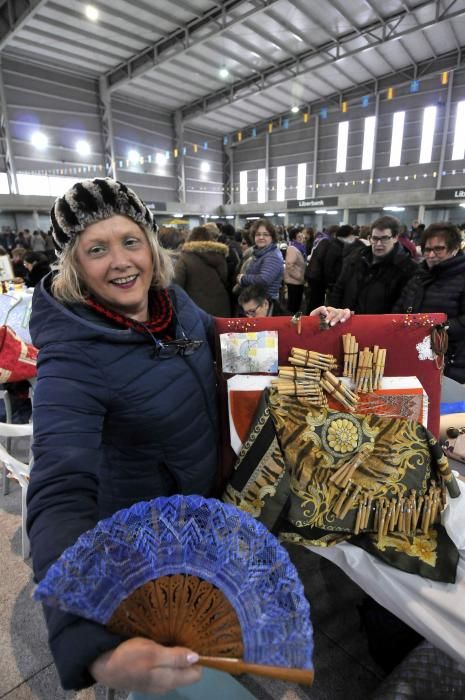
[
  {"xmin": 393, "ymin": 252, "xmax": 465, "ymax": 382},
  {"xmin": 307, "ymin": 237, "xmax": 365, "ymax": 291},
  {"xmin": 306, "ymin": 237, "xmax": 366, "ymax": 308},
  {"xmin": 27, "ymin": 260, "xmax": 51, "ymax": 287},
  {"xmin": 329, "ymin": 243, "xmax": 418, "ymax": 314}
]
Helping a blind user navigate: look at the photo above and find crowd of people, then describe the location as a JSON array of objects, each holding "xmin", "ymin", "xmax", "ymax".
[
  {"xmin": 157, "ymin": 214, "xmax": 465, "ymax": 383},
  {"xmin": 0, "ymin": 228, "xmax": 54, "ymax": 288},
  {"xmin": 0, "ymin": 227, "xmax": 55, "ymax": 257},
  {"xmin": 2, "ymin": 213, "xmax": 464, "ymax": 383}
]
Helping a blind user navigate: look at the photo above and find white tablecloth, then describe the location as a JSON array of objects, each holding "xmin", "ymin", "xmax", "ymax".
[{"xmin": 308, "ymin": 479, "xmax": 465, "ymax": 668}]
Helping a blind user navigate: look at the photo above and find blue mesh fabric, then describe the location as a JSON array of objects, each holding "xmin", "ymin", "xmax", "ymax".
[{"xmin": 34, "ymin": 495, "xmax": 313, "ymax": 670}]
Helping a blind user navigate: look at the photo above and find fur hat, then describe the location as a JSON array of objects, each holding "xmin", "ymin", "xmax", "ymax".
[{"xmin": 50, "ymin": 177, "xmax": 156, "ymax": 252}]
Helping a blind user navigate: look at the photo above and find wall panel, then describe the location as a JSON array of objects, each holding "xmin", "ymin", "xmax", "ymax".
[
  {"xmin": 5, "ymin": 57, "xmax": 103, "ymax": 178},
  {"xmin": 231, "ymin": 67, "xmax": 465, "ymax": 207},
  {"xmin": 184, "ymin": 127, "xmax": 223, "ymax": 210}
]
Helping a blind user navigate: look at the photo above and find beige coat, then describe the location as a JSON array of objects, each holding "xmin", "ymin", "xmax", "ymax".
[{"xmin": 283, "ymin": 244, "xmax": 306, "ymax": 285}]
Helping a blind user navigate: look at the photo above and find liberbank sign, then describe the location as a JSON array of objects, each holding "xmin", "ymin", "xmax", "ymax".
[
  {"xmin": 435, "ymin": 189, "xmax": 465, "ymax": 201},
  {"xmin": 287, "ymin": 197, "xmax": 339, "ymax": 209}
]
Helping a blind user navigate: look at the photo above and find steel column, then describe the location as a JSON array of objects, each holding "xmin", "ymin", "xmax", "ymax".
[
  {"xmin": 368, "ymin": 91, "xmax": 380, "ymax": 196},
  {"xmin": 312, "ymin": 114, "xmax": 319, "ymax": 198},
  {"xmin": 173, "ymin": 111, "xmax": 186, "ymax": 204},
  {"xmin": 436, "ymin": 71, "xmax": 455, "ymax": 191},
  {"xmin": 0, "ymin": 56, "xmax": 17, "ymax": 194},
  {"xmin": 98, "ymin": 77, "xmax": 116, "ymax": 179}
]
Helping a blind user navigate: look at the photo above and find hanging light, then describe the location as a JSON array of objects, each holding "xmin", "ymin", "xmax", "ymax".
[
  {"xmin": 85, "ymin": 5, "xmax": 99, "ymax": 21},
  {"xmin": 31, "ymin": 131, "xmax": 48, "ymax": 150},
  {"xmin": 128, "ymin": 150, "xmax": 140, "ymax": 164},
  {"xmin": 76, "ymin": 139, "xmax": 91, "ymax": 156}
]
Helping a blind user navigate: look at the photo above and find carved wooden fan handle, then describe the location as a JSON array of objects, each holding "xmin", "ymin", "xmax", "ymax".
[{"xmin": 197, "ymin": 655, "xmax": 314, "ymax": 685}]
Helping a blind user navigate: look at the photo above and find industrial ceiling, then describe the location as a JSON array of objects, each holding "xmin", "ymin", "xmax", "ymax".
[{"xmin": 2, "ymin": 0, "xmax": 465, "ymax": 134}]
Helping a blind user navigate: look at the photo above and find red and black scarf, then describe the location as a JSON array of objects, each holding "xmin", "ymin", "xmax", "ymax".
[{"xmin": 86, "ymin": 288, "xmax": 173, "ymax": 338}]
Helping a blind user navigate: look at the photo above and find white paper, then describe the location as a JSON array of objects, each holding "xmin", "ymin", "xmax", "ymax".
[{"xmin": 220, "ymin": 331, "xmax": 278, "ymax": 374}]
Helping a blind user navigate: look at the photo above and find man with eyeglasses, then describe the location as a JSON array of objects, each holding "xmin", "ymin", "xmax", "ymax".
[
  {"xmin": 238, "ymin": 283, "xmax": 287, "ymax": 317},
  {"xmin": 394, "ymin": 222, "xmax": 465, "ymax": 383},
  {"xmin": 329, "ymin": 215, "xmax": 418, "ymax": 314},
  {"xmin": 238, "ymin": 283, "xmax": 352, "ymax": 325}
]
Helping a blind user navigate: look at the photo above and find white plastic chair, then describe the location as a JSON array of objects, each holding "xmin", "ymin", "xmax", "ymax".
[
  {"xmin": 0, "ymin": 380, "xmax": 35, "ymax": 496},
  {"xmin": 0, "ymin": 421, "xmax": 33, "ymax": 558},
  {"xmin": 0, "ymin": 389, "xmax": 13, "ymax": 495}
]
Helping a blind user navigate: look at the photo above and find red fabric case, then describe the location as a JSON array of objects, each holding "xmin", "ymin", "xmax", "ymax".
[
  {"xmin": 214, "ymin": 313, "xmax": 445, "ymax": 487},
  {"xmin": 0, "ymin": 325, "xmax": 38, "ymax": 383}
]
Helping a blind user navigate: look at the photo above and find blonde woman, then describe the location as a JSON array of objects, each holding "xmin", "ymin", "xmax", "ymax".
[{"xmin": 26, "ymin": 178, "xmax": 221, "ymax": 697}]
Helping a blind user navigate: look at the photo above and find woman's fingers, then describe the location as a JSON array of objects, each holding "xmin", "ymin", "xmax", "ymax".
[
  {"xmin": 309, "ymin": 306, "xmax": 353, "ymax": 325},
  {"xmin": 147, "ymin": 663, "xmax": 202, "ymax": 694},
  {"xmin": 90, "ymin": 638, "xmax": 202, "ymax": 695}
]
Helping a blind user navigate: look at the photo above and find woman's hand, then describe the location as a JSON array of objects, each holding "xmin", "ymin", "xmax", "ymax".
[
  {"xmin": 89, "ymin": 638, "xmax": 202, "ymax": 695},
  {"xmin": 309, "ymin": 305, "xmax": 353, "ymax": 326}
]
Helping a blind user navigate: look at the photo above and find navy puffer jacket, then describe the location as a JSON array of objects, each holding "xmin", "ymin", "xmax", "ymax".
[
  {"xmin": 240, "ymin": 243, "xmax": 284, "ymax": 300},
  {"xmin": 26, "ymin": 277, "xmax": 218, "ymax": 690}
]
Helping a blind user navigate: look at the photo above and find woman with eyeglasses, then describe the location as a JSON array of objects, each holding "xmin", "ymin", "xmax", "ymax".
[
  {"xmin": 393, "ymin": 221, "xmax": 465, "ymax": 382},
  {"xmin": 26, "ymin": 178, "xmax": 221, "ymax": 697},
  {"xmin": 236, "ymin": 219, "xmax": 284, "ymax": 301}
]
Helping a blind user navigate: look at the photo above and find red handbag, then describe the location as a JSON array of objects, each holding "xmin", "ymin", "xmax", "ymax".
[{"xmin": 0, "ymin": 325, "xmax": 37, "ymax": 383}]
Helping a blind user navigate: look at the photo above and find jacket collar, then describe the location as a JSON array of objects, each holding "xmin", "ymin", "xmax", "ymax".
[
  {"xmin": 253, "ymin": 242, "xmax": 277, "ymax": 257},
  {"xmin": 363, "ymin": 241, "xmax": 403, "ymax": 266},
  {"xmin": 181, "ymin": 240, "xmax": 229, "ymax": 256},
  {"xmin": 421, "ymin": 249, "xmax": 465, "ymax": 276}
]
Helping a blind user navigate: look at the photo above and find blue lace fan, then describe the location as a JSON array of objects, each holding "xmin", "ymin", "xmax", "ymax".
[{"xmin": 34, "ymin": 495, "xmax": 314, "ymax": 684}]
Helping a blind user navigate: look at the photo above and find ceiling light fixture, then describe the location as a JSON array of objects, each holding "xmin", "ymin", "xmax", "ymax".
[
  {"xmin": 291, "ymin": 106, "xmax": 300, "ymax": 114},
  {"xmin": 85, "ymin": 5, "xmax": 99, "ymax": 21},
  {"xmin": 128, "ymin": 149, "xmax": 140, "ymax": 164},
  {"xmin": 31, "ymin": 131, "xmax": 48, "ymax": 150},
  {"xmin": 155, "ymin": 152, "xmax": 167, "ymax": 166},
  {"xmin": 200, "ymin": 161, "xmax": 210, "ymax": 173},
  {"xmin": 219, "ymin": 68, "xmax": 229, "ymax": 79},
  {"xmin": 76, "ymin": 139, "xmax": 91, "ymax": 156}
]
